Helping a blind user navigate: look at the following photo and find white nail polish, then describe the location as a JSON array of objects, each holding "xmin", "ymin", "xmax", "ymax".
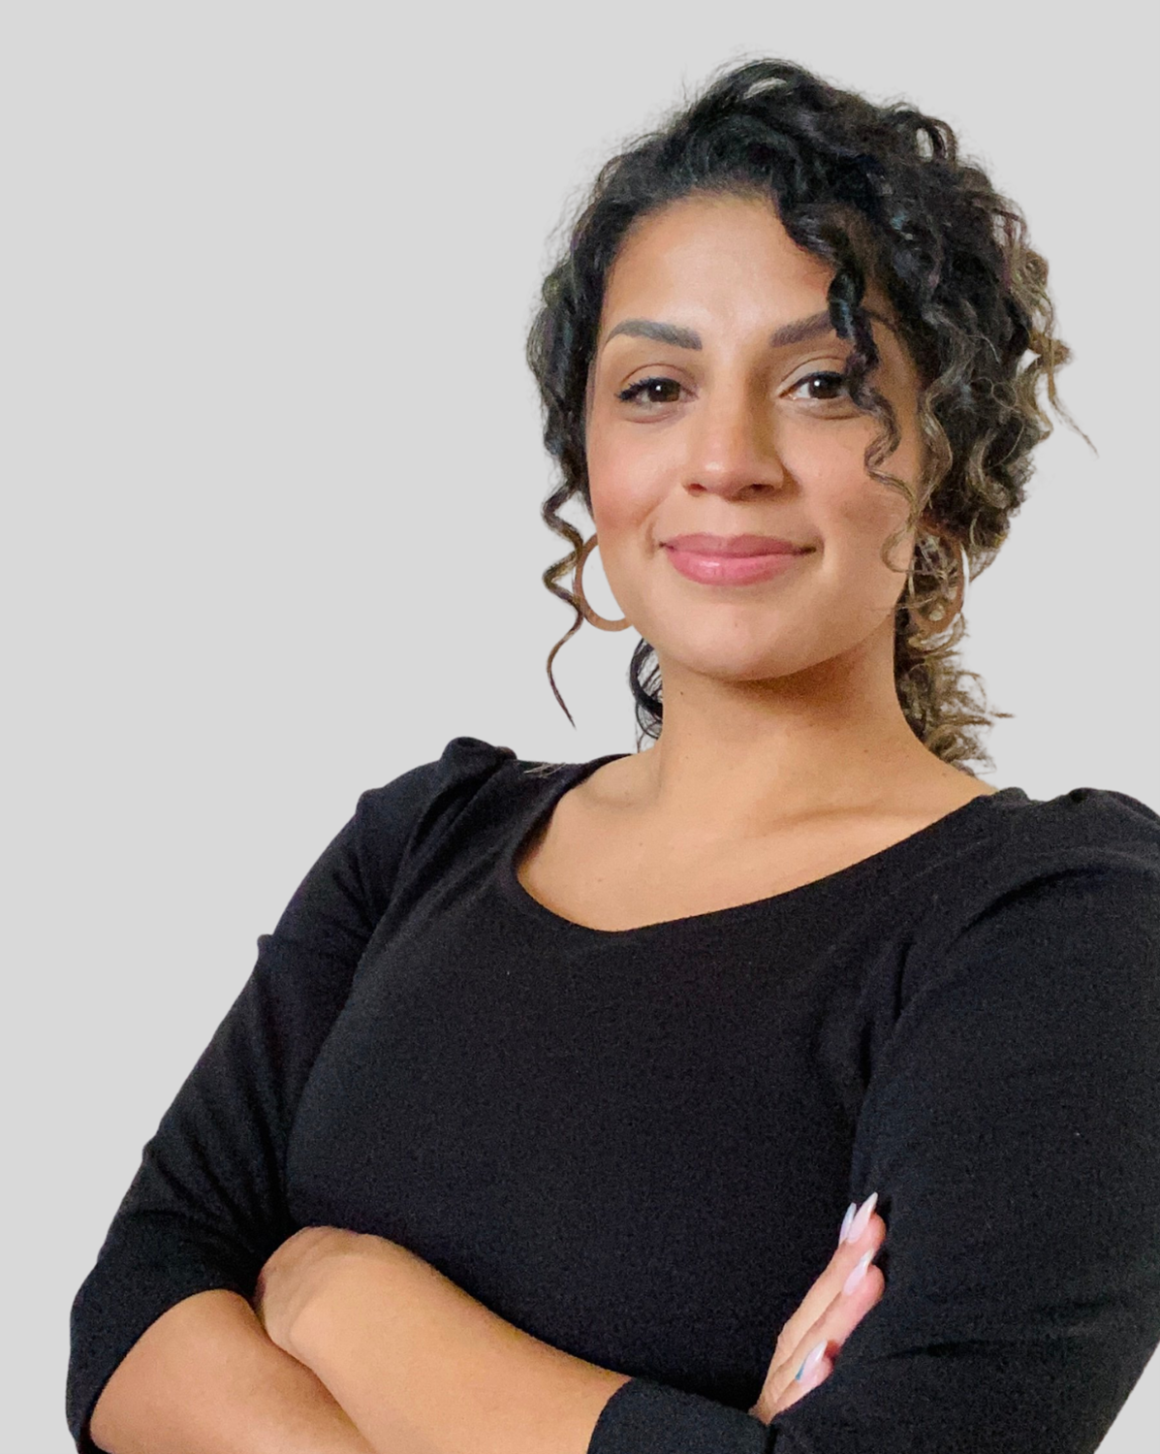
[
  {"xmin": 795, "ymin": 1340, "xmax": 827, "ymax": 1382},
  {"xmin": 838, "ymin": 1201, "xmax": 857, "ymax": 1245},
  {"xmin": 848, "ymin": 1190, "xmax": 878, "ymax": 1243},
  {"xmin": 843, "ymin": 1250, "xmax": 873, "ymax": 1296}
]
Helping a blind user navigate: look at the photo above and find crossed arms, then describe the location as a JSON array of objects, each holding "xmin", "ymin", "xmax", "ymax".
[{"xmin": 88, "ymin": 1229, "xmax": 632, "ymax": 1454}]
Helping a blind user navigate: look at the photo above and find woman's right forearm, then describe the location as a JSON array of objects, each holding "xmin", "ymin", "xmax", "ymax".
[{"xmin": 88, "ymin": 1287, "xmax": 376, "ymax": 1454}]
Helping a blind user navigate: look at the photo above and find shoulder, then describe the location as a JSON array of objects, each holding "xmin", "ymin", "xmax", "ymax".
[
  {"xmin": 974, "ymin": 783, "xmax": 1160, "ymax": 886},
  {"xmin": 903, "ymin": 783, "xmax": 1160, "ymax": 993},
  {"xmin": 298, "ymin": 737, "xmax": 521, "ymax": 928},
  {"xmin": 352, "ymin": 735, "xmax": 519, "ymax": 832},
  {"xmin": 853, "ymin": 787, "xmax": 1160, "ymax": 1111},
  {"xmin": 1017, "ymin": 783, "xmax": 1160, "ymax": 840},
  {"xmin": 928, "ymin": 783, "xmax": 1160, "ymax": 900},
  {"xmin": 349, "ymin": 733, "xmax": 586, "ymax": 859}
]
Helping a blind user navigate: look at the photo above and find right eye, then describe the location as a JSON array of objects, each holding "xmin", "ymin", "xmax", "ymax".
[{"xmin": 616, "ymin": 376, "xmax": 685, "ymax": 408}]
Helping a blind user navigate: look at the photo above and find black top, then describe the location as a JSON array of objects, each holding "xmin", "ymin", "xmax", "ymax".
[{"xmin": 67, "ymin": 736, "xmax": 1160, "ymax": 1454}]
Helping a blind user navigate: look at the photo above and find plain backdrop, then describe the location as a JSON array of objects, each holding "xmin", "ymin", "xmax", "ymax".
[{"xmin": 5, "ymin": 3, "xmax": 1158, "ymax": 1449}]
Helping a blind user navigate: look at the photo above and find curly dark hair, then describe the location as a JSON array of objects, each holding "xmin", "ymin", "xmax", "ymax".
[{"xmin": 524, "ymin": 56, "xmax": 1092, "ymax": 776}]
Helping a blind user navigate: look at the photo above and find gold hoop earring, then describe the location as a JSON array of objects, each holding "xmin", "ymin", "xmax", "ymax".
[{"xmin": 574, "ymin": 533, "xmax": 630, "ymax": 632}]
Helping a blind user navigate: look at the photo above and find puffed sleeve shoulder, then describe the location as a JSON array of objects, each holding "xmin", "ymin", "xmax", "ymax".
[
  {"xmin": 66, "ymin": 736, "xmax": 516, "ymax": 1453},
  {"xmin": 589, "ymin": 787, "xmax": 1160, "ymax": 1454}
]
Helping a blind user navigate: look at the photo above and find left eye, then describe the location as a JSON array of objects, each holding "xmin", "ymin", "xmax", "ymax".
[{"xmin": 790, "ymin": 371, "xmax": 849, "ymax": 400}]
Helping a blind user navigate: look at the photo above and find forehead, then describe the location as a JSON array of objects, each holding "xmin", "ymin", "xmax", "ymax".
[
  {"xmin": 597, "ymin": 191, "xmax": 894, "ymax": 346},
  {"xmin": 603, "ymin": 193, "xmax": 830, "ymax": 303}
]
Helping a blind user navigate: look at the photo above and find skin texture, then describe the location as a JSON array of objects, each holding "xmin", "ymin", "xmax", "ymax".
[
  {"xmin": 582, "ymin": 191, "xmax": 996, "ymax": 837},
  {"xmin": 88, "ymin": 1287, "xmax": 375, "ymax": 1454}
]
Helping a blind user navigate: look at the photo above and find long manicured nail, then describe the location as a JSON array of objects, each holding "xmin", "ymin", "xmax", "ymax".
[
  {"xmin": 838, "ymin": 1201, "xmax": 857, "ymax": 1245},
  {"xmin": 795, "ymin": 1341, "xmax": 827, "ymax": 1382},
  {"xmin": 847, "ymin": 1191, "xmax": 878, "ymax": 1244},
  {"xmin": 843, "ymin": 1250, "xmax": 873, "ymax": 1296}
]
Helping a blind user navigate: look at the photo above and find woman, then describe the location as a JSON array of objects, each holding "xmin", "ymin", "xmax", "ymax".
[{"xmin": 68, "ymin": 57, "xmax": 1160, "ymax": 1454}]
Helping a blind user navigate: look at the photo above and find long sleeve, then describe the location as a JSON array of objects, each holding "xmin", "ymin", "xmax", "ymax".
[
  {"xmin": 588, "ymin": 826, "xmax": 1160, "ymax": 1452},
  {"xmin": 65, "ymin": 737, "xmax": 511, "ymax": 1453}
]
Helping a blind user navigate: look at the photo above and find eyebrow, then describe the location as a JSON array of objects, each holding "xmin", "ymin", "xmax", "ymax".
[{"xmin": 601, "ymin": 307, "xmax": 892, "ymax": 353}]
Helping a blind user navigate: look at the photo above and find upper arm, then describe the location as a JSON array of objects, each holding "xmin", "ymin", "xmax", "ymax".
[
  {"xmin": 67, "ymin": 755, "xmax": 452, "ymax": 1452},
  {"xmin": 769, "ymin": 858, "xmax": 1160, "ymax": 1452}
]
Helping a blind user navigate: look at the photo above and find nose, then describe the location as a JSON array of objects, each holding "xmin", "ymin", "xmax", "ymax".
[{"xmin": 682, "ymin": 383, "xmax": 788, "ymax": 500}]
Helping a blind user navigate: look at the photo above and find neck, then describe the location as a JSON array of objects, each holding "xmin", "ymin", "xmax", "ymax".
[{"xmin": 625, "ymin": 627, "xmax": 966, "ymax": 840}]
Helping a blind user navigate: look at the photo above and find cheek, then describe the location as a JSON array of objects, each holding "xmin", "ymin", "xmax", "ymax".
[
  {"xmin": 591, "ymin": 490, "xmax": 647, "ymax": 543},
  {"xmin": 776, "ymin": 431, "xmax": 877, "ymax": 532},
  {"xmin": 587, "ymin": 437, "xmax": 659, "ymax": 534},
  {"xmin": 785, "ymin": 412, "xmax": 917, "ymax": 513}
]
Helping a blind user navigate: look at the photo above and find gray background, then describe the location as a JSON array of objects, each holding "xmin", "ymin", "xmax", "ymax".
[{"xmin": 5, "ymin": 2, "xmax": 1157, "ymax": 1449}]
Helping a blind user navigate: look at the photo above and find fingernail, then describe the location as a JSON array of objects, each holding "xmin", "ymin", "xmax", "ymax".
[
  {"xmin": 838, "ymin": 1200, "xmax": 857, "ymax": 1245},
  {"xmin": 795, "ymin": 1340, "xmax": 827, "ymax": 1382},
  {"xmin": 843, "ymin": 1250, "xmax": 873, "ymax": 1296},
  {"xmin": 847, "ymin": 1190, "xmax": 878, "ymax": 1244}
]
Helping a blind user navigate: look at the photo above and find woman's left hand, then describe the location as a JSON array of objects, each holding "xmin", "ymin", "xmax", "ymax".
[{"xmin": 253, "ymin": 1225, "xmax": 387, "ymax": 1359}]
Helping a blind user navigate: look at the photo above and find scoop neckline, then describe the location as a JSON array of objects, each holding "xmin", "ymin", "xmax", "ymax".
[{"xmin": 500, "ymin": 752, "xmax": 1023, "ymax": 938}]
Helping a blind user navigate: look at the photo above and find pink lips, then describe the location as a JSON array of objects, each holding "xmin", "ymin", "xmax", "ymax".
[
  {"xmin": 663, "ymin": 533, "xmax": 809, "ymax": 556},
  {"xmin": 661, "ymin": 533, "xmax": 814, "ymax": 586}
]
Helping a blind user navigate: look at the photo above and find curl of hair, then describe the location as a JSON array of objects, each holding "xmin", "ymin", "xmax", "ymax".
[{"xmin": 524, "ymin": 57, "xmax": 1091, "ymax": 773}]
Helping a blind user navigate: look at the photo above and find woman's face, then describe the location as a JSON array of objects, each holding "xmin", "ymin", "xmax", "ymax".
[{"xmin": 584, "ymin": 191, "xmax": 927, "ymax": 687}]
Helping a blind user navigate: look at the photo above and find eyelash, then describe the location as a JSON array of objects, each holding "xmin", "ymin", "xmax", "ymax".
[{"xmin": 615, "ymin": 371, "xmax": 851, "ymax": 408}]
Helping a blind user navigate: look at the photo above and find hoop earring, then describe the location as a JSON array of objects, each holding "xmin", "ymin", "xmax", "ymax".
[
  {"xmin": 905, "ymin": 531, "xmax": 966, "ymax": 634},
  {"xmin": 574, "ymin": 533, "xmax": 630, "ymax": 632}
]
